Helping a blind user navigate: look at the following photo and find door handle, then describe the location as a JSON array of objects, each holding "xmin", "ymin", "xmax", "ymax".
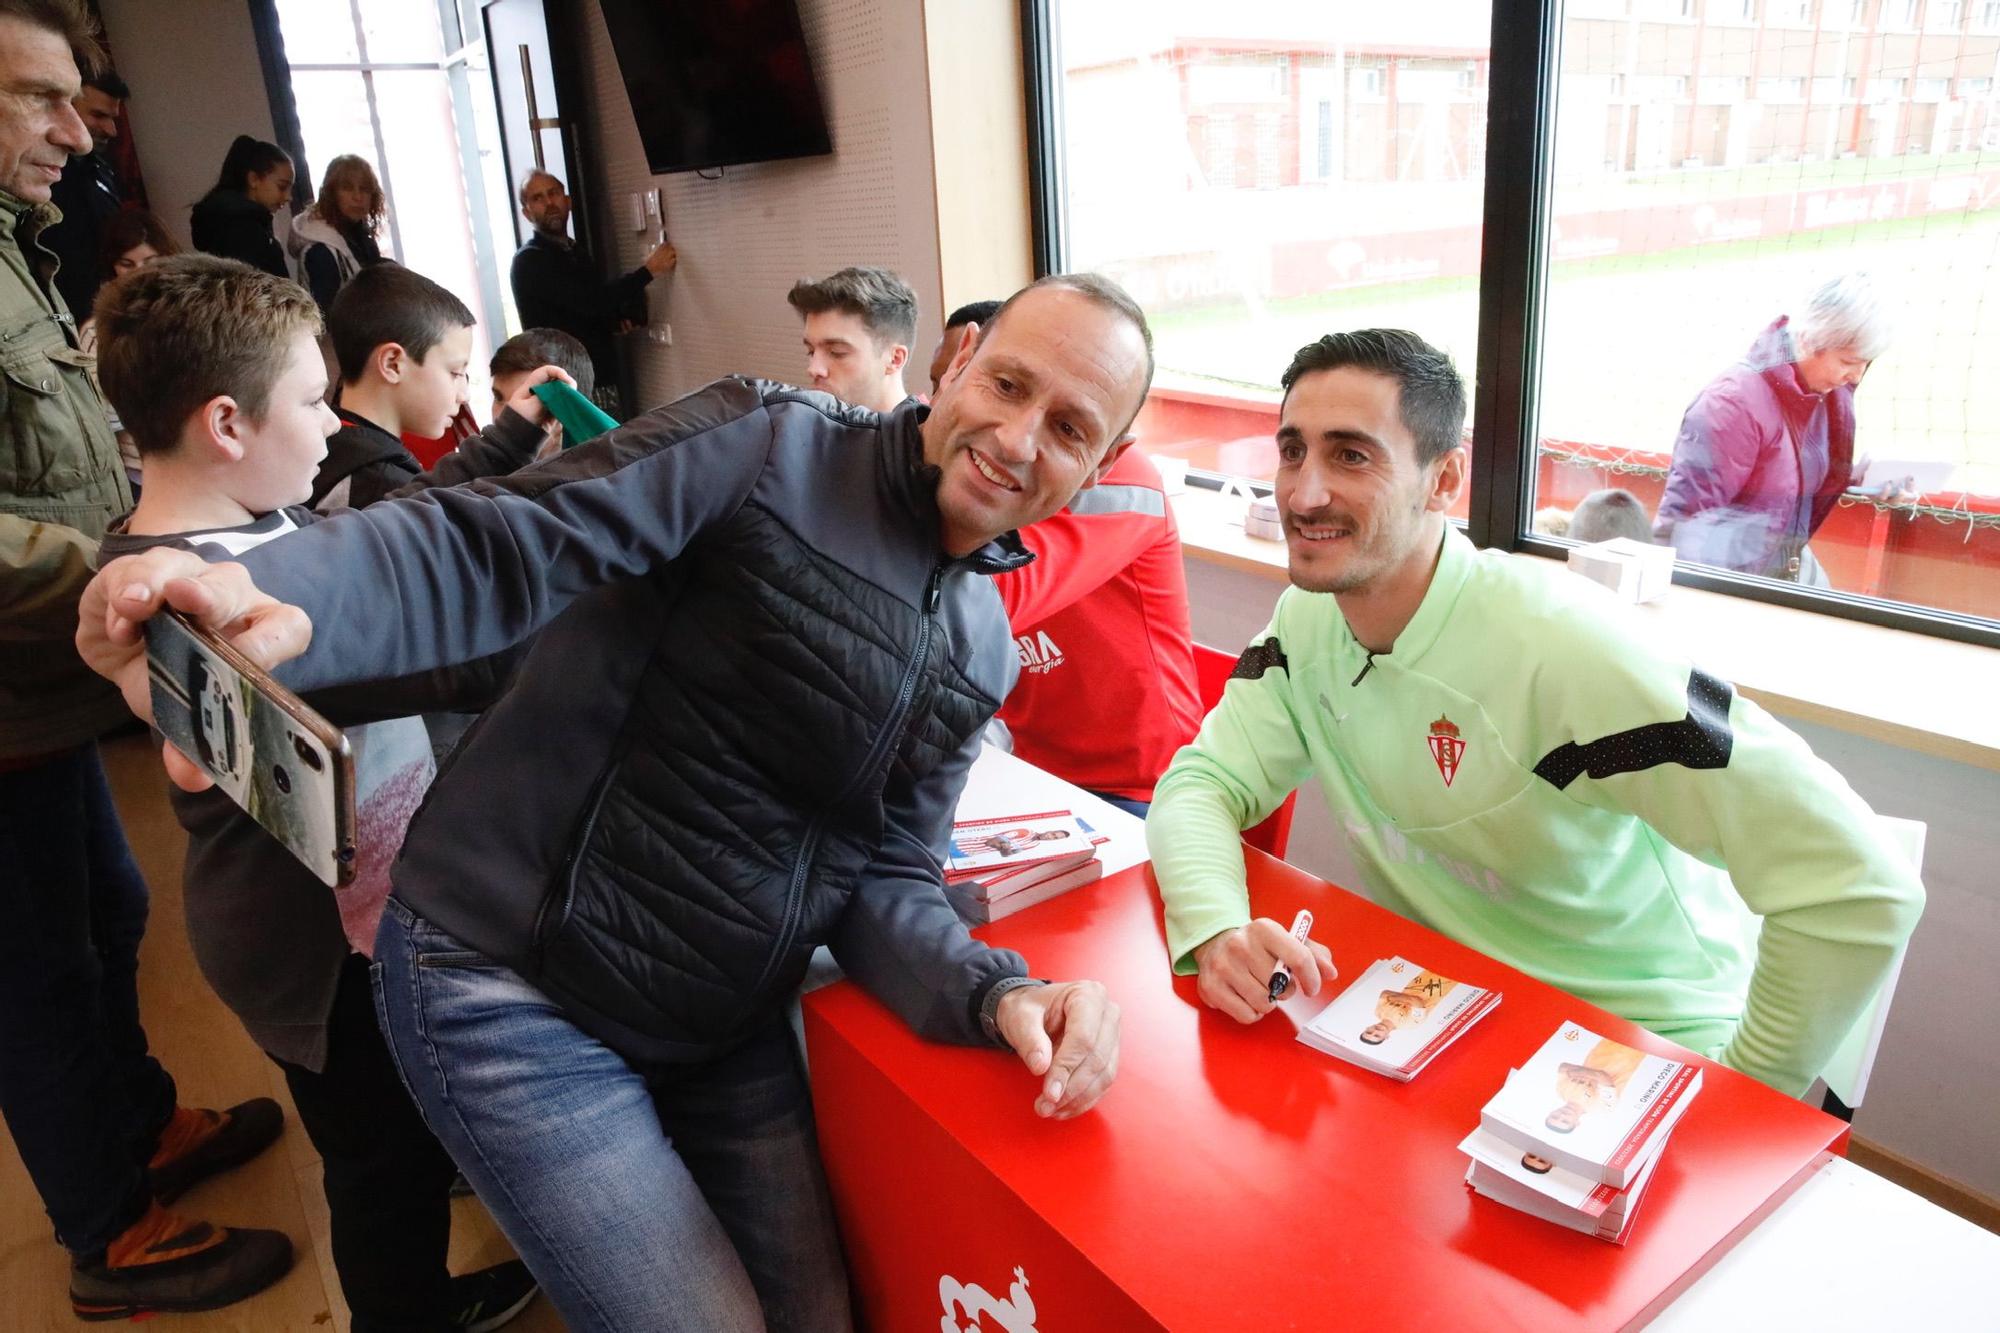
[{"xmin": 518, "ymin": 44, "xmax": 564, "ymax": 170}]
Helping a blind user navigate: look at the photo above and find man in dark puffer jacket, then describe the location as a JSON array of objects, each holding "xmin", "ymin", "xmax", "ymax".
[{"xmin": 81, "ymin": 275, "xmax": 1151, "ymax": 1332}]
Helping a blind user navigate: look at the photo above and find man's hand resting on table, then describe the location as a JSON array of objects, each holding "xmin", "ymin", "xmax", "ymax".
[
  {"xmin": 1191, "ymin": 920, "xmax": 1339, "ymax": 1024},
  {"xmin": 77, "ymin": 548, "xmax": 312, "ymax": 792},
  {"xmin": 994, "ymin": 981, "xmax": 1121, "ymax": 1119}
]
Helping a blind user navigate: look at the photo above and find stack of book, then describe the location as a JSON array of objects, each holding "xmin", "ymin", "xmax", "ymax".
[
  {"xmin": 1295, "ymin": 956, "xmax": 1501, "ymax": 1081},
  {"xmin": 943, "ymin": 809, "xmax": 1103, "ymax": 924},
  {"xmin": 1459, "ymin": 1021, "xmax": 1703, "ymax": 1243}
]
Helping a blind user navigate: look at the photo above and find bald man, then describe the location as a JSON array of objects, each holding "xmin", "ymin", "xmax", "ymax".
[{"xmin": 510, "ymin": 169, "xmax": 676, "ymax": 402}]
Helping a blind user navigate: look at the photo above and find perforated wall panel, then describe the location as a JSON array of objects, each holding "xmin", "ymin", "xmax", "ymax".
[{"xmin": 574, "ymin": 0, "xmax": 945, "ymax": 412}]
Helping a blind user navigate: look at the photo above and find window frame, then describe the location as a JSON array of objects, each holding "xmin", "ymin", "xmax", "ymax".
[
  {"xmin": 1021, "ymin": 0, "xmax": 2000, "ymax": 649},
  {"xmin": 277, "ymin": 0, "xmax": 430, "ymax": 262}
]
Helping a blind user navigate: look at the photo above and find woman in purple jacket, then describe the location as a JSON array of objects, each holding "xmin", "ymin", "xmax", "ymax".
[{"xmin": 1653, "ymin": 273, "xmax": 1892, "ymax": 584}]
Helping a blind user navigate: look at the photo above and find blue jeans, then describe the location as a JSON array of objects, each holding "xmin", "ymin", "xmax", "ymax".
[
  {"xmin": 372, "ymin": 900, "xmax": 852, "ymax": 1333},
  {"xmin": 0, "ymin": 744, "xmax": 174, "ymax": 1256}
]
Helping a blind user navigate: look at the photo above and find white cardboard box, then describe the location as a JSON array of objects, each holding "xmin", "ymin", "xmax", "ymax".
[{"xmin": 1566, "ymin": 537, "xmax": 1675, "ymax": 604}]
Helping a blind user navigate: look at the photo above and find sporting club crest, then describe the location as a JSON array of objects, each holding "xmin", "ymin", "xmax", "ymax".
[
  {"xmin": 1427, "ymin": 715, "xmax": 1466, "ymax": 787},
  {"xmin": 939, "ymin": 1265, "xmax": 1038, "ymax": 1332}
]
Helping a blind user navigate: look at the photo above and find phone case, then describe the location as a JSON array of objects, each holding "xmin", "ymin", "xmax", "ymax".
[{"xmin": 145, "ymin": 611, "xmax": 357, "ymax": 888}]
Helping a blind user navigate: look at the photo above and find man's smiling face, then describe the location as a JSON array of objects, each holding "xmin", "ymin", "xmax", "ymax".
[
  {"xmin": 1274, "ymin": 366, "xmax": 1440, "ymax": 596},
  {"xmin": 920, "ymin": 285, "xmax": 1147, "ymax": 556}
]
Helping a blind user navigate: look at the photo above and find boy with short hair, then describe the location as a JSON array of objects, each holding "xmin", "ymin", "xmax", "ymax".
[
  {"xmin": 310, "ymin": 263, "xmax": 537, "ymax": 511},
  {"xmin": 490, "ymin": 326, "xmax": 594, "ymax": 406},
  {"xmin": 786, "ymin": 264, "xmax": 918, "ymax": 412},
  {"xmin": 93, "ymin": 254, "xmax": 560, "ymax": 1330},
  {"xmin": 490, "ymin": 327, "xmax": 594, "ymax": 458}
]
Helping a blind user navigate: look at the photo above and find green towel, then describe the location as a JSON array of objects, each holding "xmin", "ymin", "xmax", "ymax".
[{"xmin": 531, "ymin": 381, "xmax": 620, "ymax": 449}]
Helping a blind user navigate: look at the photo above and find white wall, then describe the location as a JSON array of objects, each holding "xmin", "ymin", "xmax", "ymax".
[
  {"xmin": 571, "ymin": 0, "xmax": 945, "ymax": 408},
  {"xmin": 1186, "ymin": 556, "xmax": 2000, "ymax": 1200},
  {"xmin": 96, "ymin": 0, "xmax": 277, "ymax": 252}
]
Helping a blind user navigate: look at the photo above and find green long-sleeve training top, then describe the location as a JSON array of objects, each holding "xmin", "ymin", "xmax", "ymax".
[{"xmin": 1148, "ymin": 528, "xmax": 1924, "ymax": 1096}]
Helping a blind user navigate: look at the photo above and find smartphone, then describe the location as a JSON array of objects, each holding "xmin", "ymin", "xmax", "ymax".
[{"xmin": 145, "ymin": 610, "xmax": 357, "ymax": 888}]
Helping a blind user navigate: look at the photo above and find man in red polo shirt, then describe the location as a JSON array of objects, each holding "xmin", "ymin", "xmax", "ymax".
[{"xmin": 993, "ymin": 445, "xmax": 1202, "ymax": 814}]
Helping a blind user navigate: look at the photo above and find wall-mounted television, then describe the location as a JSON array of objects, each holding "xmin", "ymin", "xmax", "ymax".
[{"xmin": 597, "ymin": 0, "xmax": 833, "ymax": 175}]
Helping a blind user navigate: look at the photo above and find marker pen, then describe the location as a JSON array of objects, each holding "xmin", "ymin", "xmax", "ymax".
[{"xmin": 1266, "ymin": 909, "xmax": 1315, "ymax": 1002}]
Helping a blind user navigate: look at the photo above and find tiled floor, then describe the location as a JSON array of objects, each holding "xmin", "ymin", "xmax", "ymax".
[{"xmin": 0, "ymin": 733, "xmax": 566, "ymax": 1332}]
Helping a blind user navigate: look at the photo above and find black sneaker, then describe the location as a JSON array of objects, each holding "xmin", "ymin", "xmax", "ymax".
[
  {"xmin": 449, "ymin": 1259, "xmax": 540, "ymax": 1332},
  {"xmin": 147, "ymin": 1097, "xmax": 286, "ymax": 1202},
  {"xmin": 70, "ymin": 1201, "xmax": 294, "ymax": 1321}
]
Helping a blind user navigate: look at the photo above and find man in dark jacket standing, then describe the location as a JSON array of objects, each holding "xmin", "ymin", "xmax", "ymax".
[
  {"xmin": 44, "ymin": 66, "xmax": 124, "ymax": 318},
  {"xmin": 509, "ymin": 169, "xmax": 675, "ymax": 408},
  {"xmin": 1654, "ymin": 273, "xmax": 1893, "ymax": 584},
  {"xmin": 82, "ymin": 274, "xmax": 1146, "ymax": 1330}
]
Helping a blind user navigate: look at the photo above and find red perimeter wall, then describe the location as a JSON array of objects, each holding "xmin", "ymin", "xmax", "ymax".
[{"xmin": 1135, "ymin": 388, "xmax": 2000, "ymax": 621}]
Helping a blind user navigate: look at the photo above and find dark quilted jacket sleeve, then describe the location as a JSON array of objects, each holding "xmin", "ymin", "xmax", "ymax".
[
  {"xmin": 237, "ymin": 380, "xmax": 775, "ymax": 693},
  {"xmin": 829, "ymin": 728, "xmax": 1030, "ymax": 1047}
]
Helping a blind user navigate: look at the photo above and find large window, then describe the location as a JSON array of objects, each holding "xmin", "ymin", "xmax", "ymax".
[
  {"xmin": 1536, "ymin": 3, "xmax": 2000, "ymax": 621},
  {"xmin": 1047, "ymin": 1, "xmax": 1491, "ymax": 490},
  {"xmin": 1032, "ymin": 0, "xmax": 2000, "ymax": 644},
  {"xmin": 274, "ymin": 0, "xmax": 522, "ymax": 408}
]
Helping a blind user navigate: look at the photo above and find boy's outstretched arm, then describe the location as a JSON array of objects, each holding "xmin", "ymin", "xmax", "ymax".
[
  {"xmin": 388, "ymin": 365, "xmax": 579, "ymax": 496},
  {"xmin": 79, "ymin": 381, "xmax": 784, "ymax": 739}
]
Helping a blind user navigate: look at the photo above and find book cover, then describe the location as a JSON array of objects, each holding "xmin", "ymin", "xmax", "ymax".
[
  {"xmin": 1458, "ymin": 1125, "xmax": 1660, "ymax": 1220},
  {"xmin": 945, "ymin": 810, "xmax": 1095, "ymax": 882},
  {"xmin": 1297, "ymin": 957, "xmax": 1501, "ymax": 1080},
  {"xmin": 1463, "ymin": 1126, "xmax": 1673, "ymax": 1245},
  {"xmin": 1478, "ymin": 1023, "xmax": 1702, "ymax": 1186},
  {"xmin": 1465, "ymin": 1162, "xmax": 1636, "ymax": 1244}
]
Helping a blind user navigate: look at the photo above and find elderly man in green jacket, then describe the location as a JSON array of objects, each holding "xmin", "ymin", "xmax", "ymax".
[{"xmin": 0, "ymin": 1, "xmax": 288, "ymax": 1319}]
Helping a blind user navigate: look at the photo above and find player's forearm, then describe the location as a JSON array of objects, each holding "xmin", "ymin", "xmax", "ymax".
[
  {"xmin": 1148, "ymin": 759, "xmax": 1263, "ymax": 973},
  {"xmin": 1719, "ymin": 883, "xmax": 1923, "ymax": 1095}
]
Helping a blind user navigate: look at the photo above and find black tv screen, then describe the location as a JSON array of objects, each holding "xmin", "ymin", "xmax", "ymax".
[{"xmin": 598, "ymin": 0, "xmax": 833, "ymax": 174}]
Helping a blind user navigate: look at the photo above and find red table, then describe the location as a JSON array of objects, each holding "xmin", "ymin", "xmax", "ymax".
[{"xmin": 803, "ymin": 851, "xmax": 1848, "ymax": 1331}]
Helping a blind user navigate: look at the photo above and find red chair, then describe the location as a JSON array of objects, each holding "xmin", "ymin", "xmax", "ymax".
[{"xmin": 1191, "ymin": 643, "xmax": 1299, "ymax": 859}]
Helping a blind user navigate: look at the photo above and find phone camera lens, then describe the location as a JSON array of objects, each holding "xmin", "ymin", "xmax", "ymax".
[
  {"xmin": 272, "ymin": 764, "xmax": 292, "ymax": 794},
  {"xmin": 291, "ymin": 733, "xmax": 324, "ymax": 772}
]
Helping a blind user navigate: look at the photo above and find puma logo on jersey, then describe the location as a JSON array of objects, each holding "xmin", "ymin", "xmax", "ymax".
[{"xmin": 1015, "ymin": 630, "xmax": 1065, "ymax": 676}]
